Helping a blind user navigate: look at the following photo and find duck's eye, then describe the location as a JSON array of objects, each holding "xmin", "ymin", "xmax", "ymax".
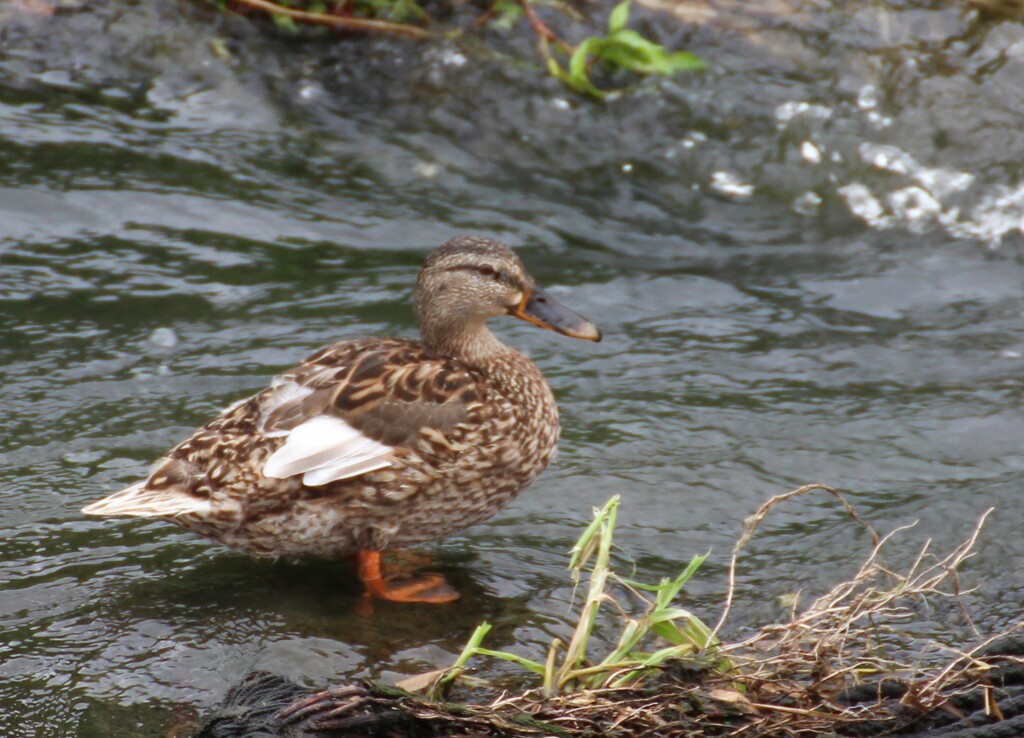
[{"xmin": 479, "ymin": 265, "xmax": 496, "ymax": 277}]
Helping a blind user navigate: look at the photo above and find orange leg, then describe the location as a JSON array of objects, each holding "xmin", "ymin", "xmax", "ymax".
[{"xmin": 357, "ymin": 550, "xmax": 460, "ymax": 604}]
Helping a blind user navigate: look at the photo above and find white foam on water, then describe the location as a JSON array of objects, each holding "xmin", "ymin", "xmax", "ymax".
[
  {"xmin": 710, "ymin": 171, "xmax": 754, "ymax": 199},
  {"xmin": 801, "ymin": 141, "xmax": 822, "ymax": 164},
  {"xmin": 792, "ymin": 191, "xmax": 822, "ymax": 216},
  {"xmin": 948, "ymin": 183, "xmax": 1024, "ymax": 246},
  {"xmin": 838, "ymin": 183, "xmax": 891, "ymax": 229},
  {"xmin": 774, "ymin": 101, "xmax": 833, "ymax": 126}
]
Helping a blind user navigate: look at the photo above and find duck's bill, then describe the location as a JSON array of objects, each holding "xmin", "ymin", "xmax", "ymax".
[{"xmin": 510, "ymin": 287, "xmax": 602, "ymax": 342}]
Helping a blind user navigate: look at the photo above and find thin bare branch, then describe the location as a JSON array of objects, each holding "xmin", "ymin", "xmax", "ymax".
[{"xmin": 230, "ymin": 0, "xmax": 432, "ymax": 37}]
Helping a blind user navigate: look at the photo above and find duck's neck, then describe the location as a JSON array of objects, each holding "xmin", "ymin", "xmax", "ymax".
[{"xmin": 421, "ymin": 320, "xmax": 514, "ymax": 369}]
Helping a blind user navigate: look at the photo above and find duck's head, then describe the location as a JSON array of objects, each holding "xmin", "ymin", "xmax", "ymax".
[{"xmin": 416, "ymin": 235, "xmax": 601, "ymax": 357}]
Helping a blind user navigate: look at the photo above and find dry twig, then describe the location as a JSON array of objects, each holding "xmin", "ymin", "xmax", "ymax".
[{"xmin": 229, "ymin": 0, "xmax": 431, "ymax": 37}]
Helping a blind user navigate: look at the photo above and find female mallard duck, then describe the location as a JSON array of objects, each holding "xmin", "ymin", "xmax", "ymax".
[{"xmin": 83, "ymin": 236, "xmax": 600, "ymax": 603}]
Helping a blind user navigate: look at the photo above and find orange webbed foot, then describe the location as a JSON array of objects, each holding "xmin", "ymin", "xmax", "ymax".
[{"xmin": 357, "ymin": 550, "xmax": 460, "ymax": 604}]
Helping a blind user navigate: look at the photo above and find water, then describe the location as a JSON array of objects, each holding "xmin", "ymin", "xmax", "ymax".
[{"xmin": 2, "ymin": 0, "xmax": 1024, "ymax": 735}]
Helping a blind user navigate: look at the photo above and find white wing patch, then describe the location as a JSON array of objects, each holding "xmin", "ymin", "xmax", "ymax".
[{"xmin": 263, "ymin": 415, "xmax": 394, "ymax": 487}]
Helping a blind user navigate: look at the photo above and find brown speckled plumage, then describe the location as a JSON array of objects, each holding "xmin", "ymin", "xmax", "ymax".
[{"xmin": 83, "ymin": 236, "xmax": 600, "ymax": 565}]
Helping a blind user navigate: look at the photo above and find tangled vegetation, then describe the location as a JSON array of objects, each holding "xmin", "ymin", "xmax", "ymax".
[
  {"xmin": 191, "ymin": 485, "xmax": 1024, "ymax": 738},
  {"xmin": 210, "ymin": 0, "xmax": 703, "ymax": 97}
]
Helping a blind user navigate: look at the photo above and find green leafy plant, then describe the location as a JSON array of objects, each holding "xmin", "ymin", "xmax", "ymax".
[
  {"xmin": 271, "ymin": 10, "xmax": 300, "ymax": 30},
  {"xmin": 490, "ymin": 0, "xmax": 525, "ymax": 30},
  {"xmin": 211, "ymin": 0, "xmax": 702, "ymax": 94},
  {"xmin": 547, "ymin": 0, "xmax": 705, "ymax": 98},
  {"xmin": 361, "ymin": 0, "xmax": 427, "ymax": 23},
  {"xmin": 435, "ymin": 495, "xmax": 726, "ymax": 698}
]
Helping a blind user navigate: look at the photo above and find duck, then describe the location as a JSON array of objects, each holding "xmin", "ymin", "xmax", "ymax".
[{"xmin": 83, "ymin": 235, "xmax": 601, "ymax": 603}]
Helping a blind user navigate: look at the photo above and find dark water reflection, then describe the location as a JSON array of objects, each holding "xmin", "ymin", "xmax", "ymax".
[{"xmin": 2, "ymin": 0, "xmax": 1024, "ymax": 734}]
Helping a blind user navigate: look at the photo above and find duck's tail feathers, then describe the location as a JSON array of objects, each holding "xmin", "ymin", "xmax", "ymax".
[{"xmin": 82, "ymin": 482, "xmax": 212, "ymax": 518}]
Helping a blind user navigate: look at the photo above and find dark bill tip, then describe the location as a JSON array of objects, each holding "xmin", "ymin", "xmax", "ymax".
[{"xmin": 510, "ymin": 287, "xmax": 602, "ymax": 342}]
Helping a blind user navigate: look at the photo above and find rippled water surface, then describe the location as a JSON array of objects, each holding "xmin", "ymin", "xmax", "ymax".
[{"xmin": 2, "ymin": 0, "xmax": 1024, "ymax": 734}]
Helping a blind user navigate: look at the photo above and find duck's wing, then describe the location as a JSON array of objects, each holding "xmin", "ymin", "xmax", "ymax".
[
  {"xmin": 82, "ymin": 339, "xmax": 487, "ymax": 519},
  {"xmin": 259, "ymin": 340, "xmax": 484, "ymax": 487}
]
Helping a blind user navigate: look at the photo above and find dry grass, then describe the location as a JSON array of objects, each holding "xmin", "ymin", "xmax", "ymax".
[{"xmin": 709, "ymin": 485, "xmax": 1020, "ymax": 736}]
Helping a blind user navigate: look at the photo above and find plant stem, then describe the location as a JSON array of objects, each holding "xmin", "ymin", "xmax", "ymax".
[{"xmin": 231, "ymin": 0, "xmax": 432, "ymax": 37}]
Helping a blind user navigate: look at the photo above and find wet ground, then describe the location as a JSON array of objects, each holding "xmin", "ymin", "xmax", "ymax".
[{"xmin": 1, "ymin": 0, "xmax": 1023, "ymax": 735}]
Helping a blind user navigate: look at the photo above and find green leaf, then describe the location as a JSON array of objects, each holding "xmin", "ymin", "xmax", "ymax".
[
  {"xmin": 606, "ymin": 26, "xmax": 706, "ymax": 76},
  {"xmin": 567, "ymin": 495, "xmax": 618, "ymax": 571},
  {"xmin": 566, "ymin": 40, "xmax": 612, "ymax": 98},
  {"xmin": 656, "ymin": 554, "xmax": 707, "ymax": 608},
  {"xmin": 618, "ymin": 578, "xmax": 666, "ymax": 592},
  {"xmin": 664, "ymin": 50, "xmax": 706, "ymax": 71},
  {"xmin": 271, "ymin": 12, "xmax": 299, "ymax": 31},
  {"xmin": 430, "ymin": 622, "xmax": 493, "ymax": 696},
  {"xmin": 546, "ymin": 0, "xmax": 704, "ymax": 98},
  {"xmin": 390, "ymin": 0, "xmax": 427, "ymax": 22},
  {"xmin": 600, "ymin": 619, "xmax": 644, "ymax": 667},
  {"xmin": 648, "ymin": 607, "xmax": 696, "ymax": 624},
  {"xmin": 491, "ymin": 0, "xmax": 523, "ymax": 30},
  {"xmin": 639, "ymin": 644, "xmax": 695, "ymax": 667},
  {"xmin": 649, "ymin": 620, "xmax": 683, "ymax": 643},
  {"xmin": 474, "ymin": 647, "xmax": 547, "ymax": 675},
  {"xmin": 608, "ymin": 28, "xmax": 660, "ymax": 51},
  {"xmin": 567, "ymin": 39, "xmax": 596, "ymax": 83},
  {"xmin": 651, "ymin": 619, "xmax": 704, "ymax": 648},
  {"xmin": 604, "ymin": 30, "xmax": 672, "ymax": 74},
  {"xmin": 608, "ymin": 0, "xmax": 630, "ymax": 34}
]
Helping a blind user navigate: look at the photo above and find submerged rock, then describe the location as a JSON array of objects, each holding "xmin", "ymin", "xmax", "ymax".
[{"xmin": 191, "ymin": 672, "xmax": 421, "ymax": 738}]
